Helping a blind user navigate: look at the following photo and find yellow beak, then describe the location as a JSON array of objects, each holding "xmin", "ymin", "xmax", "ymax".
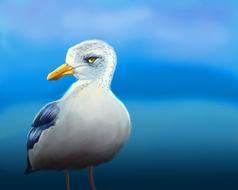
[{"xmin": 47, "ymin": 64, "xmax": 74, "ymax": 80}]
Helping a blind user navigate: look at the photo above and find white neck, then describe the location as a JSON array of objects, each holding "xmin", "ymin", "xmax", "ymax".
[
  {"xmin": 62, "ymin": 80, "xmax": 92, "ymax": 100},
  {"xmin": 62, "ymin": 76, "xmax": 113, "ymax": 101}
]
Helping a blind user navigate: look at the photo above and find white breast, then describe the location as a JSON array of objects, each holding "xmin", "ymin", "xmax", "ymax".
[{"xmin": 29, "ymin": 83, "xmax": 131, "ymax": 170}]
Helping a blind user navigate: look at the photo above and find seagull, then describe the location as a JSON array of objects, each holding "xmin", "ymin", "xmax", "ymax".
[{"xmin": 25, "ymin": 40, "xmax": 131, "ymax": 190}]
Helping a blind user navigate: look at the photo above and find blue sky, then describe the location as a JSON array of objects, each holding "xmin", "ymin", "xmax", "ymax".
[{"xmin": 1, "ymin": 0, "xmax": 238, "ymax": 107}]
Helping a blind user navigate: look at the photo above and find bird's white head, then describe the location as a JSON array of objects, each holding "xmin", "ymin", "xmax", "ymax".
[{"xmin": 47, "ymin": 40, "xmax": 117, "ymax": 88}]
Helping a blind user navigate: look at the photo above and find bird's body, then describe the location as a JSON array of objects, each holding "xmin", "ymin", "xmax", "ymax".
[
  {"xmin": 28, "ymin": 81, "xmax": 130, "ymax": 171},
  {"xmin": 25, "ymin": 40, "xmax": 131, "ymax": 189}
]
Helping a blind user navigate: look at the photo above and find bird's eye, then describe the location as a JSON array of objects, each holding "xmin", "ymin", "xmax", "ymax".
[{"xmin": 86, "ymin": 57, "xmax": 97, "ymax": 64}]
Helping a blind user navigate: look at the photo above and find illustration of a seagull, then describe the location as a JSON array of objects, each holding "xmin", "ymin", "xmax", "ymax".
[{"xmin": 25, "ymin": 40, "xmax": 131, "ymax": 190}]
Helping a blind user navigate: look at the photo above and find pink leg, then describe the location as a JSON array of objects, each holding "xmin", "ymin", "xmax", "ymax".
[
  {"xmin": 64, "ymin": 170, "xmax": 71, "ymax": 190},
  {"xmin": 87, "ymin": 166, "xmax": 96, "ymax": 190}
]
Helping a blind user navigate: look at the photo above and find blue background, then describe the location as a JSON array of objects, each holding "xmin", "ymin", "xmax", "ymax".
[{"xmin": 1, "ymin": 0, "xmax": 238, "ymax": 189}]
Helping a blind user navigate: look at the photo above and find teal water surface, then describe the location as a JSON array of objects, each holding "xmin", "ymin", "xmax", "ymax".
[{"xmin": 0, "ymin": 100, "xmax": 238, "ymax": 189}]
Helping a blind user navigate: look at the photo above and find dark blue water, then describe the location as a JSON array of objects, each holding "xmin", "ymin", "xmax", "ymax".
[{"xmin": 1, "ymin": 100, "xmax": 238, "ymax": 190}]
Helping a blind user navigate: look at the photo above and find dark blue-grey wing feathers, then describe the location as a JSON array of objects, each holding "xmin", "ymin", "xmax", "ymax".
[
  {"xmin": 25, "ymin": 101, "xmax": 60, "ymax": 174},
  {"xmin": 32, "ymin": 102, "xmax": 60, "ymax": 128},
  {"xmin": 27, "ymin": 102, "xmax": 60, "ymax": 150}
]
